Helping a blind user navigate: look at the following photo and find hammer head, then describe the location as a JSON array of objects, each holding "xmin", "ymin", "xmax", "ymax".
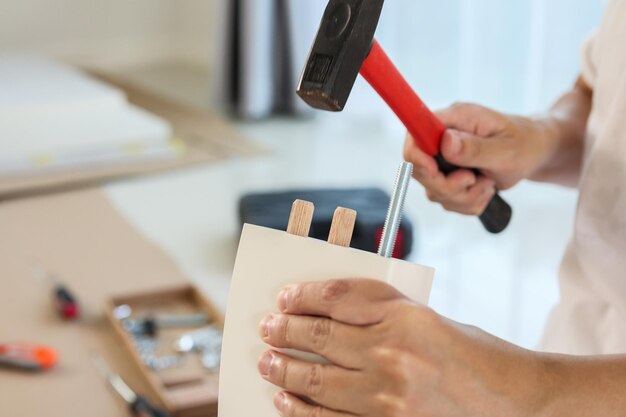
[{"xmin": 297, "ymin": 0, "xmax": 384, "ymax": 112}]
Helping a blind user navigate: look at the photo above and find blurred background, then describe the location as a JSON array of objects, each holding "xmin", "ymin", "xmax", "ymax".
[
  {"xmin": 0, "ymin": 0, "xmax": 605, "ymax": 350},
  {"xmin": 0, "ymin": 1, "xmax": 603, "ymax": 113}
]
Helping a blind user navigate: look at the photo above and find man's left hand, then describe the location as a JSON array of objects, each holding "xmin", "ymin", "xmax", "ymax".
[{"xmin": 258, "ymin": 279, "xmax": 548, "ymax": 417}]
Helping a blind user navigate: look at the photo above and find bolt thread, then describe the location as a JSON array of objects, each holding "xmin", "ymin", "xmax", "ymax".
[{"xmin": 378, "ymin": 162, "xmax": 413, "ymax": 258}]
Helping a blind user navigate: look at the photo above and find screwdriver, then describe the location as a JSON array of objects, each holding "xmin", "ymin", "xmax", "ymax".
[
  {"xmin": 33, "ymin": 267, "xmax": 80, "ymax": 320},
  {"xmin": 53, "ymin": 283, "xmax": 80, "ymax": 320},
  {"xmin": 92, "ymin": 354, "xmax": 170, "ymax": 417},
  {"xmin": 378, "ymin": 162, "xmax": 413, "ymax": 258},
  {"xmin": 0, "ymin": 343, "xmax": 58, "ymax": 371}
]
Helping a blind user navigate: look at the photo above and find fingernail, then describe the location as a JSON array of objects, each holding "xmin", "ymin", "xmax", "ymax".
[
  {"xmin": 258, "ymin": 352, "xmax": 274, "ymax": 377},
  {"xmin": 448, "ymin": 132, "xmax": 463, "ymax": 155},
  {"xmin": 259, "ymin": 314, "xmax": 274, "ymax": 339},
  {"xmin": 278, "ymin": 287, "xmax": 290, "ymax": 312},
  {"xmin": 274, "ymin": 392, "xmax": 288, "ymax": 411}
]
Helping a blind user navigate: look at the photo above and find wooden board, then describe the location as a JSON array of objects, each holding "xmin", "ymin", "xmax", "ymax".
[
  {"xmin": 218, "ymin": 224, "xmax": 435, "ymax": 417},
  {"xmin": 0, "ymin": 188, "xmax": 215, "ymax": 417}
]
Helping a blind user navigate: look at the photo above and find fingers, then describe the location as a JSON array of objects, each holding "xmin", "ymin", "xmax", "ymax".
[
  {"xmin": 259, "ymin": 314, "xmax": 368, "ymax": 369},
  {"xmin": 428, "ymin": 176, "xmax": 496, "ymax": 216},
  {"xmin": 278, "ymin": 279, "xmax": 404, "ymax": 325},
  {"xmin": 404, "ymin": 128, "xmax": 502, "ymax": 215},
  {"xmin": 273, "ymin": 392, "xmax": 355, "ymax": 417},
  {"xmin": 435, "ymin": 102, "xmax": 506, "ymax": 137},
  {"xmin": 417, "ymin": 167, "xmax": 477, "ymax": 196},
  {"xmin": 403, "ymin": 135, "xmax": 439, "ymax": 178},
  {"xmin": 258, "ymin": 351, "xmax": 367, "ymax": 414},
  {"xmin": 440, "ymin": 129, "xmax": 512, "ymax": 170}
]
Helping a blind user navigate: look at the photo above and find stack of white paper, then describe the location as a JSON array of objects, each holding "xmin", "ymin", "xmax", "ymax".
[{"xmin": 0, "ymin": 56, "xmax": 177, "ymax": 177}]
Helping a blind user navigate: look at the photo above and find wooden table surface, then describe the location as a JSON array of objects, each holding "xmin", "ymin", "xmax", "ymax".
[{"xmin": 0, "ymin": 188, "xmax": 203, "ymax": 417}]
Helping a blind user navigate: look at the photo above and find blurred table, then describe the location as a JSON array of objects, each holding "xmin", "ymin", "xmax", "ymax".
[{"xmin": 0, "ymin": 189, "xmax": 192, "ymax": 417}]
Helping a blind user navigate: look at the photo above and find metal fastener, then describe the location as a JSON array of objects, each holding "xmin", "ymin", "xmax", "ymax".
[{"xmin": 378, "ymin": 161, "xmax": 413, "ymax": 258}]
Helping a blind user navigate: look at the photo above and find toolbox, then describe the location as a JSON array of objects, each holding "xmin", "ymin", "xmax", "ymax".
[
  {"xmin": 105, "ymin": 285, "xmax": 223, "ymax": 417},
  {"xmin": 239, "ymin": 188, "xmax": 415, "ymax": 259}
]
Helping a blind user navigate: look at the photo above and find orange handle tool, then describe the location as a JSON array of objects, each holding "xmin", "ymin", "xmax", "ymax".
[{"xmin": 0, "ymin": 343, "xmax": 58, "ymax": 371}]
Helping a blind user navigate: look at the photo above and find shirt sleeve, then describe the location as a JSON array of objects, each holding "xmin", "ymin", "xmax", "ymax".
[{"xmin": 580, "ymin": 33, "xmax": 597, "ymax": 88}]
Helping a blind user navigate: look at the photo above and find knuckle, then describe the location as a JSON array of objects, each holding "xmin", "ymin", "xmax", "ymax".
[
  {"xmin": 441, "ymin": 202, "xmax": 457, "ymax": 212},
  {"xmin": 451, "ymin": 181, "xmax": 471, "ymax": 194},
  {"xmin": 305, "ymin": 364, "xmax": 324, "ymax": 398},
  {"xmin": 426, "ymin": 190, "xmax": 442, "ymax": 203},
  {"xmin": 470, "ymin": 207, "xmax": 483, "ymax": 216},
  {"xmin": 450, "ymin": 101, "xmax": 468, "ymax": 110},
  {"xmin": 320, "ymin": 279, "xmax": 351, "ymax": 303},
  {"xmin": 309, "ymin": 318, "xmax": 332, "ymax": 353},
  {"xmin": 277, "ymin": 315, "xmax": 291, "ymax": 344},
  {"xmin": 371, "ymin": 346, "xmax": 389, "ymax": 363},
  {"xmin": 462, "ymin": 201, "xmax": 484, "ymax": 216},
  {"xmin": 471, "ymin": 203, "xmax": 487, "ymax": 216},
  {"xmin": 371, "ymin": 347, "xmax": 413, "ymax": 387},
  {"xmin": 274, "ymin": 357, "xmax": 289, "ymax": 386},
  {"xmin": 387, "ymin": 353, "xmax": 417, "ymax": 389},
  {"xmin": 441, "ymin": 201, "xmax": 469, "ymax": 214},
  {"xmin": 375, "ymin": 393, "xmax": 408, "ymax": 417},
  {"xmin": 413, "ymin": 305, "xmax": 442, "ymax": 329},
  {"xmin": 289, "ymin": 284, "xmax": 305, "ymax": 310},
  {"xmin": 449, "ymin": 101, "xmax": 479, "ymax": 115},
  {"xmin": 281, "ymin": 397, "xmax": 297, "ymax": 417}
]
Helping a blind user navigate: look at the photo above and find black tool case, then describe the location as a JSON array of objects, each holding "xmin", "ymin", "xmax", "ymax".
[{"xmin": 238, "ymin": 188, "xmax": 414, "ymax": 259}]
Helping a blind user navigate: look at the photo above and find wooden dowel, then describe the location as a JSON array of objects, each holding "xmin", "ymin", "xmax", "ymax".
[
  {"xmin": 328, "ymin": 207, "xmax": 357, "ymax": 247},
  {"xmin": 286, "ymin": 200, "xmax": 315, "ymax": 237}
]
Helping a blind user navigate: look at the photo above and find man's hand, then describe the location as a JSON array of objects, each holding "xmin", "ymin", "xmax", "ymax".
[
  {"xmin": 404, "ymin": 77, "xmax": 592, "ymax": 215},
  {"xmin": 257, "ymin": 279, "xmax": 547, "ymax": 417},
  {"xmin": 404, "ymin": 103, "xmax": 556, "ymax": 215}
]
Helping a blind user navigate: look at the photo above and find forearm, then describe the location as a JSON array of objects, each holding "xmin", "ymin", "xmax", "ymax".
[
  {"xmin": 530, "ymin": 77, "xmax": 593, "ymax": 187},
  {"xmin": 538, "ymin": 354, "xmax": 626, "ymax": 416},
  {"xmin": 454, "ymin": 323, "xmax": 626, "ymax": 417}
]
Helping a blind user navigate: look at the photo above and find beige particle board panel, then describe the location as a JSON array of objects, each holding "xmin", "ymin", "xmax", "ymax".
[
  {"xmin": 218, "ymin": 224, "xmax": 435, "ymax": 417},
  {"xmin": 0, "ymin": 188, "xmax": 202, "ymax": 417}
]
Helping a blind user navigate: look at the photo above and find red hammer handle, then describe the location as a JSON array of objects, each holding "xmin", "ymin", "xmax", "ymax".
[
  {"xmin": 359, "ymin": 40, "xmax": 512, "ymax": 234},
  {"xmin": 360, "ymin": 40, "xmax": 445, "ymax": 157}
]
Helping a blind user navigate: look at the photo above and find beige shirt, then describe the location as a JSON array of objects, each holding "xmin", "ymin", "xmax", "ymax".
[{"xmin": 540, "ymin": 0, "xmax": 626, "ymax": 355}]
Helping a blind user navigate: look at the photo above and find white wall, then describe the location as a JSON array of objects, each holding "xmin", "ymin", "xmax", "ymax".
[{"xmin": 0, "ymin": 0, "xmax": 217, "ymax": 70}]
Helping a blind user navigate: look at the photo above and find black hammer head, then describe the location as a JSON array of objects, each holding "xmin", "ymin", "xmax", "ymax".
[{"xmin": 296, "ymin": 0, "xmax": 384, "ymax": 112}]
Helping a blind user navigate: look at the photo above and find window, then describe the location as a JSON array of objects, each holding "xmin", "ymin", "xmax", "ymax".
[{"xmin": 344, "ymin": 0, "xmax": 604, "ymax": 120}]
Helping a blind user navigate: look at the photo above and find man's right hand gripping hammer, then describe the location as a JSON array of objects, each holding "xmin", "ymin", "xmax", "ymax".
[{"xmin": 296, "ymin": 0, "xmax": 512, "ymax": 233}]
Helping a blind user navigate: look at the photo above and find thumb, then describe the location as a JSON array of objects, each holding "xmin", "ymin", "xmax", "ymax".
[{"xmin": 441, "ymin": 129, "xmax": 507, "ymax": 169}]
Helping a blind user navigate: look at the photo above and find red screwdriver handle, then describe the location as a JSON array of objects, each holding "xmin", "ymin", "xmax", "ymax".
[
  {"xmin": 359, "ymin": 39, "xmax": 512, "ymax": 234},
  {"xmin": 359, "ymin": 40, "xmax": 445, "ymax": 157}
]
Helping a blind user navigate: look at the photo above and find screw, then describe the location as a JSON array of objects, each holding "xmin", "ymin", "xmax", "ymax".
[{"xmin": 378, "ymin": 162, "xmax": 413, "ymax": 258}]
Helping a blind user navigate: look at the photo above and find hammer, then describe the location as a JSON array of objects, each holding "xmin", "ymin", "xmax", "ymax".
[{"xmin": 296, "ymin": 0, "xmax": 512, "ymax": 234}]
